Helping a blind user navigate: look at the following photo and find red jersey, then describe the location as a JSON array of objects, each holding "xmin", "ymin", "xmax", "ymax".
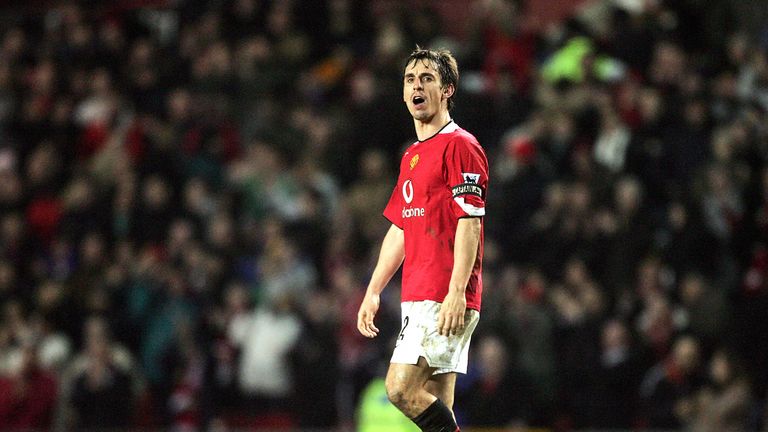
[{"xmin": 383, "ymin": 121, "xmax": 489, "ymax": 311}]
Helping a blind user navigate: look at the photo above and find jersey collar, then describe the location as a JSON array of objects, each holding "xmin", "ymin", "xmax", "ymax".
[{"xmin": 417, "ymin": 120, "xmax": 458, "ymax": 142}]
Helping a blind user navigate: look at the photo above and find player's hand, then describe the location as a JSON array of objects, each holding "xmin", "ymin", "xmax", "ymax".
[
  {"xmin": 438, "ymin": 290, "xmax": 467, "ymax": 336},
  {"xmin": 357, "ymin": 293, "xmax": 381, "ymax": 338}
]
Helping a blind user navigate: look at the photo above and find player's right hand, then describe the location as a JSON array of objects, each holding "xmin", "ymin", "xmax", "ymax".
[{"xmin": 357, "ymin": 293, "xmax": 380, "ymax": 338}]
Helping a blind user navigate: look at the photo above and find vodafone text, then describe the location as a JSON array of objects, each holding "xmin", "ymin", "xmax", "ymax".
[{"xmin": 402, "ymin": 206, "xmax": 425, "ymax": 218}]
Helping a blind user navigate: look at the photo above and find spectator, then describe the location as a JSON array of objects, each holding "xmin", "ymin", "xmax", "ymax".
[
  {"xmin": 639, "ymin": 335, "xmax": 705, "ymax": 429},
  {"xmin": 686, "ymin": 348, "xmax": 752, "ymax": 432},
  {"xmin": 229, "ymin": 291, "xmax": 301, "ymax": 423},
  {"xmin": 677, "ymin": 272, "xmax": 733, "ymax": 350},
  {"xmin": 69, "ymin": 319, "xmax": 136, "ymax": 429},
  {"xmin": 28, "ymin": 312, "xmax": 71, "ymax": 373},
  {"xmin": 344, "ymin": 149, "xmax": 395, "ymax": 244},
  {"xmin": 56, "ymin": 316, "xmax": 142, "ymax": 430},
  {"xmin": 550, "ymin": 257, "xmax": 605, "ymax": 428},
  {"xmin": 205, "ymin": 280, "xmax": 249, "ymax": 415},
  {"xmin": 582, "ymin": 319, "xmax": 646, "ymax": 428},
  {"xmin": 659, "ymin": 200, "xmax": 719, "ymax": 280},
  {"xmin": 0, "ymin": 338, "xmax": 58, "ymax": 431},
  {"xmin": 290, "ymin": 290, "xmax": 340, "ymax": 427},
  {"xmin": 602, "ymin": 176, "xmax": 653, "ymax": 293},
  {"xmin": 458, "ymin": 334, "xmax": 533, "ymax": 427}
]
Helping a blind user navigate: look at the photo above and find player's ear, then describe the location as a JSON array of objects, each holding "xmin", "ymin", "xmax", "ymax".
[{"xmin": 442, "ymin": 84, "xmax": 455, "ymax": 99}]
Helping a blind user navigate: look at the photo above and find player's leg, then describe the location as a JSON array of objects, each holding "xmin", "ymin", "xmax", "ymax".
[
  {"xmin": 416, "ymin": 306, "xmax": 478, "ymax": 431},
  {"xmin": 424, "ymin": 372, "xmax": 457, "ymax": 410},
  {"xmin": 386, "ymin": 358, "xmax": 459, "ymax": 431},
  {"xmin": 385, "ymin": 357, "xmax": 436, "ymax": 417}
]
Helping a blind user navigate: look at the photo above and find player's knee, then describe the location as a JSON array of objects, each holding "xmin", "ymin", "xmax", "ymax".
[{"xmin": 385, "ymin": 379, "xmax": 411, "ymax": 410}]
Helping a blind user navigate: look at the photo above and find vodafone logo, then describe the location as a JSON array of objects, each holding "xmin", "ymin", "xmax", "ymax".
[
  {"xmin": 402, "ymin": 180, "xmax": 414, "ymax": 204},
  {"xmin": 400, "ymin": 179, "xmax": 424, "ymax": 219}
]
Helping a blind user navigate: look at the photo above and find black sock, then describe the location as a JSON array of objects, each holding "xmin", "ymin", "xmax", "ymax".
[{"xmin": 411, "ymin": 398, "xmax": 459, "ymax": 432}]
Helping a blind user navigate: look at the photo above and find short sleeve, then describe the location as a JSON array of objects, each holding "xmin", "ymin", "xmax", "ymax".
[
  {"xmin": 445, "ymin": 136, "xmax": 489, "ymax": 218},
  {"xmin": 383, "ymin": 181, "xmax": 404, "ymax": 228}
]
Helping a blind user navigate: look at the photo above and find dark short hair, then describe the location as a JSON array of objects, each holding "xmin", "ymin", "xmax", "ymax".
[{"xmin": 404, "ymin": 46, "xmax": 459, "ymax": 111}]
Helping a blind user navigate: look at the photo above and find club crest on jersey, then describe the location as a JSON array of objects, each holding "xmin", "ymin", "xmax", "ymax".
[{"xmin": 409, "ymin": 154, "xmax": 420, "ymax": 170}]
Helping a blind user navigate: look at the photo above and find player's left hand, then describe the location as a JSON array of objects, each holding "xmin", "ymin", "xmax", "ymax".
[{"xmin": 438, "ymin": 290, "xmax": 466, "ymax": 336}]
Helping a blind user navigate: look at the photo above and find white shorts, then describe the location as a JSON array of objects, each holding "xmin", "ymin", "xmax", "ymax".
[{"xmin": 390, "ymin": 300, "xmax": 480, "ymax": 374}]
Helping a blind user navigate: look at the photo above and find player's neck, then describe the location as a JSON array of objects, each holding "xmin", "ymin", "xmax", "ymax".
[{"xmin": 413, "ymin": 110, "xmax": 452, "ymax": 141}]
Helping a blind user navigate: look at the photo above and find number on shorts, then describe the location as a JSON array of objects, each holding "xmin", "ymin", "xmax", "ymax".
[{"xmin": 398, "ymin": 316, "xmax": 409, "ymax": 340}]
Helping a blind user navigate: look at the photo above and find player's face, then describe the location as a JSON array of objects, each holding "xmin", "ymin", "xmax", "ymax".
[{"xmin": 403, "ymin": 59, "xmax": 452, "ymax": 122}]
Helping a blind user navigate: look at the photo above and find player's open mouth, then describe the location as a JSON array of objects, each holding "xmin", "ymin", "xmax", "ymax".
[{"xmin": 412, "ymin": 95, "xmax": 425, "ymax": 107}]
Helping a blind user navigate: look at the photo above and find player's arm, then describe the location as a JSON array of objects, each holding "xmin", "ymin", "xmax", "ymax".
[
  {"xmin": 357, "ymin": 224, "xmax": 405, "ymax": 338},
  {"xmin": 438, "ymin": 217, "xmax": 481, "ymax": 336}
]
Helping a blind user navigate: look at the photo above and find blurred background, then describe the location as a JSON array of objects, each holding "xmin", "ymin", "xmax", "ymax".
[{"xmin": 0, "ymin": 0, "xmax": 767, "ymax": 431}]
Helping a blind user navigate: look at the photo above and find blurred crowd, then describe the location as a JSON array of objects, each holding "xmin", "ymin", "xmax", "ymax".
[{"xmin": 0, "ymin": 0, "xmax": 767, "ymax": 430}]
